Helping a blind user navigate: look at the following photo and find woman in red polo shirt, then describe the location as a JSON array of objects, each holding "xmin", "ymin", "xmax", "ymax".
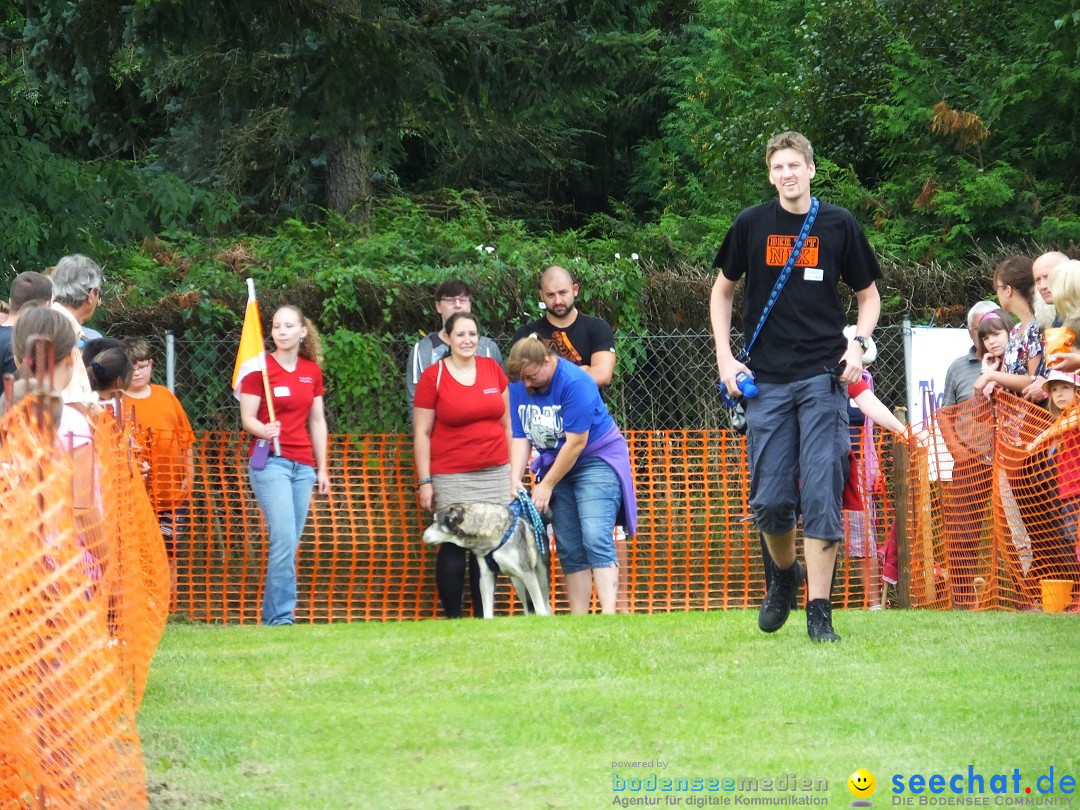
[
  {"xmin": 413, "ymin": 311, "xmax": 511, "ymax": 617},
  {"xmin": 239, "ymin": 305, "xmax": 330, "ymax": 626}
]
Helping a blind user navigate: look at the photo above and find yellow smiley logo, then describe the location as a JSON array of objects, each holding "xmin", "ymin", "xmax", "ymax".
[{"xmin": 848, "ymin": 768, "xmax": 877, "ymax": 798}]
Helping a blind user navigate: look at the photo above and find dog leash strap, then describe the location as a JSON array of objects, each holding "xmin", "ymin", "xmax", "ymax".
[
  {"xmin": 740, "ymin": 197, "xmax": 819, "ymax": 363},
  {"xmin": 518, "ymin": 490, "xmax": 548, "ymax": 557}
]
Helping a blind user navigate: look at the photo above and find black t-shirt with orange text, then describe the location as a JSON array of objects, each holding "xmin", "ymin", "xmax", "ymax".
[
  {"xmin": 512, "ymin": 313, "xmax": 615, "ymax": 377},
  {"xmin": 714, "ymin": 199, "xmax": 882, "ymax": 384}
]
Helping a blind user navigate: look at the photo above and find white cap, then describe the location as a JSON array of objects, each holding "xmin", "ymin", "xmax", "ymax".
[{"xmin": 1043, "ymin": 370, "xmax": 1080, "ymax": 392}]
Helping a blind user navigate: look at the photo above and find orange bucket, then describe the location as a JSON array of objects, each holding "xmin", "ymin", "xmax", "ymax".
[{"xmin": 1040, "ymin": 579, "xmax": 1074, "ymax": 613}]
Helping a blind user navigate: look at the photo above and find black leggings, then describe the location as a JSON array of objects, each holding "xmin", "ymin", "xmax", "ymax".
[{"xmin": 436, "ymin": 543, "xmax": 483, "ymax": 618}]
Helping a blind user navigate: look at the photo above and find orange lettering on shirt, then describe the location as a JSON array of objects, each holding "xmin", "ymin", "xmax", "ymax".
[{"xmin": 765, "ymin": 235, "xmax": 819, "ymax": 268}]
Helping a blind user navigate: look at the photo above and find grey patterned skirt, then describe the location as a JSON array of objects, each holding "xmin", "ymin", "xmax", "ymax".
[{"xmin": 431, "ymin": 463, "xmax": 512, "ymax": 511}]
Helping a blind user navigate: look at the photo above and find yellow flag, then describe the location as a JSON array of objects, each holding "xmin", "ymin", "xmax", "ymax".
[{"xmin": 231, "ymin": 278, "xmax": 266, "ymax": 399}]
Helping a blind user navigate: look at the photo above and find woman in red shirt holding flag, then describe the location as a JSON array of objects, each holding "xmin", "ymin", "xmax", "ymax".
[{"xmin": 238, "ymin": 303, "xmax": 330, "ymax": 626}]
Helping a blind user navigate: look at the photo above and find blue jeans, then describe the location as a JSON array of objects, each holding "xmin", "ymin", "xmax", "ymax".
[
  {"xmin": 250, "ymin": 456, "xmax": 316, "ymax": 625},
  {"xmin": 549, "ymin": 456, "xmax": 621, "ymax": 575}
]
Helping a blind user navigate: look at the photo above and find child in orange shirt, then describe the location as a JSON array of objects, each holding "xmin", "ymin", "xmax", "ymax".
[{"xmin": 121, "ymin": 338, "xmax": 195, "ymax": 560}]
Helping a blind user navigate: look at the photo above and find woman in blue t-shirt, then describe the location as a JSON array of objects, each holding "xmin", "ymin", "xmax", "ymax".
[{"xmin": 507, "ymin": 336, "xmax": 636, "ymax": 614}]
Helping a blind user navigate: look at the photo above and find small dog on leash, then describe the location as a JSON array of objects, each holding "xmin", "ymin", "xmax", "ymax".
[{"xmin": 423, "ymin": 502, "xmax": 551, "ymax": 618}]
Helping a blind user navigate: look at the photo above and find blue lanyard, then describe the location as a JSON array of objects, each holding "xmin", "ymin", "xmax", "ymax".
[{"xmin": 740, "ymin": 197, "xmax": 820, "ymax": 363}]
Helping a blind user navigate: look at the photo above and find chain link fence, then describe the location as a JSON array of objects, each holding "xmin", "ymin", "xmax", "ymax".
[{"xmin": 147, "ymin": 325, "xmax": 911, "ymax": 433}]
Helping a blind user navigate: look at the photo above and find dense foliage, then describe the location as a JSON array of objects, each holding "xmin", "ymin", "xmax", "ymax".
[{"xmin": 6, "ymin": 0, "xmax": 1080, "ymax": 331}]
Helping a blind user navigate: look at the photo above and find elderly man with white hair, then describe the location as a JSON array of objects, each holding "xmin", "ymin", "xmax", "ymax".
[
  {"xmin": 942, "ymin": 300, "xmax": 1000, "ymax": 407},
  {"xmin": 49, "ymin": 253, "xmax": 105, "ymax": 407}
]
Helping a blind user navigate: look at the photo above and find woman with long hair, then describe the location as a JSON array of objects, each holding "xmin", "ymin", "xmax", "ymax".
[
  {"xmin": 973, "ymin": 256, "xmax": 1043, "ymax": 398},
  {"xmin": 239, "ymin": 305, "xmax": 330, "ymax": 626},
  {"xmin": 413, "ymin": 311, "xmax": 511, "ymax": 617}
]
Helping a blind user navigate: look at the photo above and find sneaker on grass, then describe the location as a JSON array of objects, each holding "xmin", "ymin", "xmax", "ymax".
[
  {"xmin": 806, "ymin": 598, "xmax": 840, "ymax": 642},
  {"xmin": 758, "ymin": 560, "xmax": 804, "ymax": 633}
]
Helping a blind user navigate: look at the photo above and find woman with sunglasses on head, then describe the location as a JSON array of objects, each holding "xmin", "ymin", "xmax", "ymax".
[
  {"xmin": 972, "ymin": 256, "xmax": 1044, "ymax": 399},
  {"xmin": 506, "ymin": 335, "xmax": 637, "ymax": 615}
]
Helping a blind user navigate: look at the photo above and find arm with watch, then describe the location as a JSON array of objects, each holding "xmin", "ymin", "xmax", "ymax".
[{"xmin": 838, "ymin": 284, "xmax": 882, "ymax": 386}]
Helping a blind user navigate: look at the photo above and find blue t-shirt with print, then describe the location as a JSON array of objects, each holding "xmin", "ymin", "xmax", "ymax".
[{"xmin": 510, "ymin": 358, "xmax": 614, "ymax": 450}]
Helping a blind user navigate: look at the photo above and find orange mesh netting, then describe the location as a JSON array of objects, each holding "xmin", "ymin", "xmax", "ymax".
[
  {"xmin": 7, "ymin": 385, "xmax": 1074, "ymax": 804},
  {"xmin": 923, "ymin": 390, "xmax": 1080, "ymax": 610},
  {"xmin": 172, "ymin": 427, "xmax": 905, "ymax": 621},
  {"xmin": 0, "ymin": 397, "xmax": 168, "ymax": 809}
]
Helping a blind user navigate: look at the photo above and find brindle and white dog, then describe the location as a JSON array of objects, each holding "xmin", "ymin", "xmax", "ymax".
[{"xmin": 423, "ymin": 502, "xmax": 551, "ymax": 618}]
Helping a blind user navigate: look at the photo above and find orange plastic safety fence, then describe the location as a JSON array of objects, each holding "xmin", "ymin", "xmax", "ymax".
[
  {"xmin": 0, "ymin": 398, "xmax": 168, "ymax": 809},
  {"xmin": 919, "ymin": 391, "xmax": 1080, "ymax": 611},
  {"xmin": 173, "ymin": 428, "xmax": 901, "ymax": 622}
]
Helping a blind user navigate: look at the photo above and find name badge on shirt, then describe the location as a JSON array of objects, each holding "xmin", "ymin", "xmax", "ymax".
[
  {"xmin": 273, "ymin": 385, "xmax": 291, "ymax": 397},
  {"xmin": 804, "ymin": 267, "xmax": 824, "ymax": 282}
]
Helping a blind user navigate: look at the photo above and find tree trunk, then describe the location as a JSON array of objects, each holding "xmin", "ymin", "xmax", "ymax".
[{"xmin": 325, "ymin": 131, "xmax": 373, "ymax": 228}]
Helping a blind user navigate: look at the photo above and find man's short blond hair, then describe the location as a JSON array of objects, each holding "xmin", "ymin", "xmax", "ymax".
[{"xmin": 765, "ymin": 131, "xmax": 814, "ymax": 167}]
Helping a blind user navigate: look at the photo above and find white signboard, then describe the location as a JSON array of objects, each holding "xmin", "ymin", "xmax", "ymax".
[
  {"xmin": 904, "ymin": 325, "xmax": 976, "ymax": 481},
  {"xmin": 905, "ymin": 326, "xmax": 974, "ymax": 426}
]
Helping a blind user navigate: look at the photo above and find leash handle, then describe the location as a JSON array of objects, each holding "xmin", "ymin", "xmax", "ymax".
[{"xmin": 516, "ymin": 490, "xmax": 549, "ymax": 557}]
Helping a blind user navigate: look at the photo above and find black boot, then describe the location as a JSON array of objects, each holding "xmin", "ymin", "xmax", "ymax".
[
  {"xmin": 758, "ymin": 561, "xmax": 804, "ymax": 633},
  {"xmin": 806, "ymin": 598, "xmax": 840, "ymax": 642},
  {"xmin": 760, "ymin": 537, "xmax": 804, "ymax": 610}
]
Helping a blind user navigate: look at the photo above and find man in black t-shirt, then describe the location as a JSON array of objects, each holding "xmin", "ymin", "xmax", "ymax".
[
  {"xmin": 711, "ymin": 131, "xmax": 882, "ymax": 643},
  {"xmin": 512, "ymin": 265, "xmax": 631, "ymax": 609},
  {"xmin": 512, "ymin": 266, "xmax": 616, "ymax": 388}
]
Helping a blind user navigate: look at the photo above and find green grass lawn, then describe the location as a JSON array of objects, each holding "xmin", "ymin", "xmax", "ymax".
[{"xmin": 140, "ymin": 612, "xmax": 1078, "ymax": 809}]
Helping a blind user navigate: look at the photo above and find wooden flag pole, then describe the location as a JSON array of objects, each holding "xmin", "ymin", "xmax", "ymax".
[
  {"xmin": 260, "ymin": 362, "xmax": 281, "ymax": 456},
  {"xmin": 248, "ymin": 278, "xmax": 281, "ymax": 456}
]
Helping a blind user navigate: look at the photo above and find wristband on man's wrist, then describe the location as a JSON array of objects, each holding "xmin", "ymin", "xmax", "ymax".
[{"xmin": 416, "ymin": 477, "xmax": 433, "ymax": 489}]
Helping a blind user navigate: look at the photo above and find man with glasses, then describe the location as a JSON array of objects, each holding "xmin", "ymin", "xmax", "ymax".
[{"xmin": 406, "ymin": 279, "xmax": 503, "ymax": 415}]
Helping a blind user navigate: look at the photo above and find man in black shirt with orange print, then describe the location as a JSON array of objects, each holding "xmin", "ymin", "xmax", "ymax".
[
  {"xmin": 512, "ymin": 265, "xmax": 616, "ymax": 388},
  {"xmin": 710, "ymin": 131, "xmax": 882, "ymax": 643}
]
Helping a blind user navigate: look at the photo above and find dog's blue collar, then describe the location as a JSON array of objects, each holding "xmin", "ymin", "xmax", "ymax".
[{"xmin": 484, "ymin": 492, "xmax": 547, "ymax": 573}]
